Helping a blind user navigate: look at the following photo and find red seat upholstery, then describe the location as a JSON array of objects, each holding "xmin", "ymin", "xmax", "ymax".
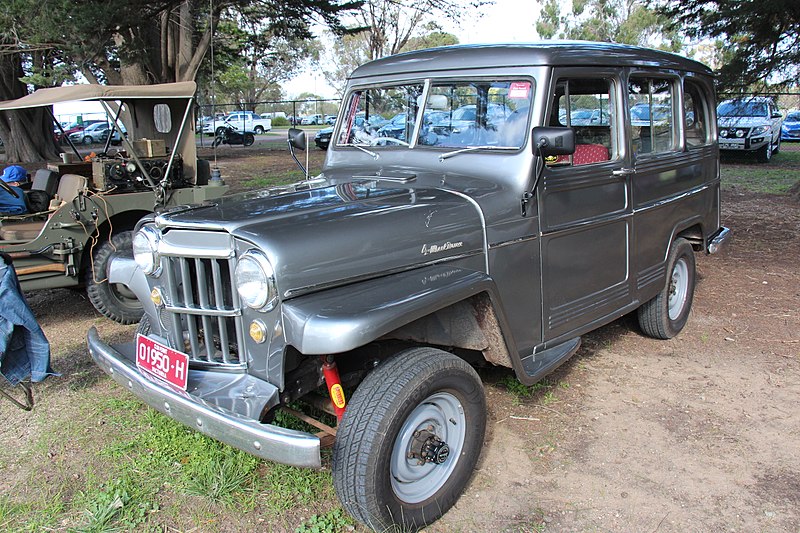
[{"xmin": 554, "ymin": 143, "xmax": 610, "ymax": 166}]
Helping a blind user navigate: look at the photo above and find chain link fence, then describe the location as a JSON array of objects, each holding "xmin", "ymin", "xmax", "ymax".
[{"xmin": 196, "ymin": 98, "xmax": 342, "ymax": 127}]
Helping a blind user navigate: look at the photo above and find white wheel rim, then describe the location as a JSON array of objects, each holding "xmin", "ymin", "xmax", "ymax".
[
  {"xmin": 668, "ymin": 258, "xmax": 689, "ymax": 321},
  {"xmin": 390, "ymin": 391, "xmax": 466, "ymax": 504}
]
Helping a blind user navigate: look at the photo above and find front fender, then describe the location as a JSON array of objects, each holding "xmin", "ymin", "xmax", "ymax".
[
  {"xmin": 281, "ymin": 265, "xmax": 497, "ymax": 355},
  {"xmin": 108, "ymin": 256, "xmax": 157, "ymax": 320}
]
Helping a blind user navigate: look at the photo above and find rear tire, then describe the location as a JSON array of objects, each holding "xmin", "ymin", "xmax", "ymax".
[
  {"xmin": 243, "ymin": 133, "xmax": 255, "ymax": 146},
  {"xmin": 638, "ymin": 238, "xmax": 695, "ymax": 339},
  {"xmin": 86, "ymin": 230, "xmax": 144, "ymax": 325},
  {"xmin": 254, "ymin": 126, "xmax": 264, "ymax": 135},
  {"xmin": 333, "ymin": 347, "xmax": 486, "ymax": 531}
]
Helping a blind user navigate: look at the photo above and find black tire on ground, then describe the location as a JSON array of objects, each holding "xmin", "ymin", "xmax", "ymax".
[
  {"xmin": 254, "ymin": 126, "xmax": 264, "ymax": 135},
  {"xmin": 773, "ymin": 136, "xmax": 781, "ymax": 154},
  {"xmin": 243, "ymin": 133, "xmax": 255, "ymax": 146},
  {"xmin": 215, "ymin": 126, "xmax": 226, "ymax": 137},
  {"xmin": 136, "ymin": 314, "xmax": 151, "ymax": 336},
  {"xmin": 85, "ymin": 230, "xmax": 144, "ymax": 325},
  {"xmin": 82, "ymin": 136, "xmax": 93, "ymax": 145},
  {"xmin": 212, "ymin": 135, "xmax": 223, "ymax": 148},
  {"xmin": 638, "ymin": 238, "xmax": 696, "ymax": 339},
  {"xmin": 333, "ymin": 347, "xmax": 486, "ymax": 531}
]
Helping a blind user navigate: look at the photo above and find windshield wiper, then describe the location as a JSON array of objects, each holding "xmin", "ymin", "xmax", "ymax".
[
  {"xmin": 438, "ymin": 145, "xmax": 512, "ymax": 162},
  {"xmin": 350, "ymin": 143, "xmax": 379, "ymax": 159}
]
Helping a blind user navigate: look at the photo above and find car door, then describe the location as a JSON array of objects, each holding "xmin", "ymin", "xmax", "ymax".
[{"xmin": 538, "ymin": 70, "xmax": 633, "ymax": 341}]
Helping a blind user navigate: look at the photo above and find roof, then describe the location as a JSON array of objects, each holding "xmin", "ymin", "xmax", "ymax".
[
  {"xmin": 0, "ymin": 81, "xmax": 197, "ymax": 111},
  {"xmin": 350, "ymin": 41, "xmax": 713, "ymax": 80}
]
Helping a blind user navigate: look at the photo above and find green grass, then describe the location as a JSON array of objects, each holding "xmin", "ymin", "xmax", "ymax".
[
  {"xmin": 498, "ymin": 375, "xmax": 568, "ymax": 406},
  {"xmin": 721, "ymin": 149, "xmax": 800, "ymax": 194}
]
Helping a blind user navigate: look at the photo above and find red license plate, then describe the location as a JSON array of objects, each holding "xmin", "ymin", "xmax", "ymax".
[{"xmin": 136, "ymin": 334, "xmax": 189, "ymax": 390}]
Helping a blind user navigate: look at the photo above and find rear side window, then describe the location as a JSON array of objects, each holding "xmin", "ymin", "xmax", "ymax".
[
  {"xmin": 547, "ymin": 77, "xmax": 617, "ymax": 167},
  {"xmin": 629, "ymin": 77, "xmax": 676, "ymax": 155},
  {"xmin": 684, "ymin": 79, "xmax": 711, "ymax": 148}
]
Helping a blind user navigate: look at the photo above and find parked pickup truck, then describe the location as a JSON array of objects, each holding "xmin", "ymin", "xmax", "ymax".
[{"xmin": 203, "ymin": 111, "xmax": 271, "ymax": 135}]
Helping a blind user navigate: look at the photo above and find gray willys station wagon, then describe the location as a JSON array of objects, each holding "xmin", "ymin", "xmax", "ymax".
[{"xmin": 88, "ymin": 42, "xmax": 730, "ymax": 531}]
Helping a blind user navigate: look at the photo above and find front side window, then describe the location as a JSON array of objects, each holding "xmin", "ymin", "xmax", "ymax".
[
  {"xmin": 629, "ymin": 77, "xmax": 676, "ymax": 155},
  {"xmin": 546, "ymin": 77, "xmax": 617, "ymax": 166}
]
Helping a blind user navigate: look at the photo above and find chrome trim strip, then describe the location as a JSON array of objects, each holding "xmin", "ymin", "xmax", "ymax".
[
  {"xmin": 632, "ymin": 184, "xmax": 709, "ymax": 215},
  {"xmin": 438, "ymin": 188, "xmax": 490, "ymax": 274},
  {"xmin": 163, "ymin": 304, "xmax": 240, "ymax": 317},
  {"xmin": 87, "ymin": 327, "xmax": 321, "ymax": 468}
]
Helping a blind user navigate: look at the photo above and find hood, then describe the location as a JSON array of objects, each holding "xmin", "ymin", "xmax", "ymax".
[
  {"xmin": 718, "ymin": 116, "xmax": 770, "ymax": 129},
  {"xmin": 156, "ymin": 181, "xmax": 485, "ymax": 297}
]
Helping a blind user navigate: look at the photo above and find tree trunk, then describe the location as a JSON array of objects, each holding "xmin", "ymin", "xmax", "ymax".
[{"xmin": 0, "ymin": 50, "xmax": 60, "ymax": 163}]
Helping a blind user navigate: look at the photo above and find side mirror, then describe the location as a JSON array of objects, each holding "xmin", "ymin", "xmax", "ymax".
[
  {"xmin": 287, "ymin": 128, "xmax": 308, "ymax": 179},
  {"xmin": 532, "ymin": 126, "xmax": 575, "ymax": 156},
  {"xmin": 772, "ymin": 111, "xmax": 783, "ymax": 119},
  {"xmin": 288, "ymin": 128, "xmax": 307, "ymax": 151}
]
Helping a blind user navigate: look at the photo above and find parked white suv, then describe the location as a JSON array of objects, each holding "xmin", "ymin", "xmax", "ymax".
[{"xmin": 718, "ymin": 97, "xmax": 782, "ymax": 162}]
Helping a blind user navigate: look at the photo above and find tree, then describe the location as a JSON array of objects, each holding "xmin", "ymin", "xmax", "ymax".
[
  {"xmin": 0, "ymin": 0, "xmax": 359, "ymax": 162},
  {"xmin": 536, "ymin": 0, "xmax": 681, "ymax": 50},
  {"xmin": 653, "ymin": 0, "xmax": 800, "ymax": 91},
  {"xmin": 322, "ymin": 0, "xmax": 467, "ymax": 95}
]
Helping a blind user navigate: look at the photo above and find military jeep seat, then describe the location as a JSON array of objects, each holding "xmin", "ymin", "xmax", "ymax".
[{"xmin": 0, "ymin": 174, "xmax": 88, "ymax": 241}]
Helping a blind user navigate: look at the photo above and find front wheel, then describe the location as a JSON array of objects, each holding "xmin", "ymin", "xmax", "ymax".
[
  {"xmin": 85, "ymin": 230, "xmax": 144, "ymax": 325},
  {"xmin": 243, "ymin": 133, "xmax": 255, "ymax": 146},
  {"xmin": 82, "ymin": 136, "xmax": 93, "ymax": 145},
  {"xmin": 212, "ymin": 135, "xmax": 224, "ymax": 148},
  {"xmin": 758, "ymin": 140, "xmax": 773, "ymax": 162},
  {"xmin": 333, "ymin": 347, "xmax": 486, "ymax": 531},
  {"xmin": 638, "ymin": 238, "xmax": 696, "ymax": 339}
]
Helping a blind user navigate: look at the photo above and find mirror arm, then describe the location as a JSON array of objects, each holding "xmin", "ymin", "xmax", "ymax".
[
  {"xmin": 522, "ymin": 141, "xmax": 547, "ymax": 217},
  {"xmin": 287, "ymin": 139, "xmax": 307, "ymax": 178}
]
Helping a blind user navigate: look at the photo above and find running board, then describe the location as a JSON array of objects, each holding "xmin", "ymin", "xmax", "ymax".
[{"xmin": 517, "ymin": 337, "xmax": 581, "ymax": 386}]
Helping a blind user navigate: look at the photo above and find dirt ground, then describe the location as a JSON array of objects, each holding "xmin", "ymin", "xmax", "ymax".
[{"xmin": 3, "ymin": 141, "xmax": 799, "ymax": 532}]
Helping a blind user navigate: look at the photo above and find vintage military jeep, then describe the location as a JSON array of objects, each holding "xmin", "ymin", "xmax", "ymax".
[
  {"xmin": 0, "ymin": 83, "xmax": 227, "ymax": 323},
  {"xmin": 88, "ymin": 43, "xmax": 730, "ymax": 530}
]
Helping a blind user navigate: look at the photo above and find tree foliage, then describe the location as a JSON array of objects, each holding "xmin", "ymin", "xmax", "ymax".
[
  {"xmin": 0, "ymin": 0, "xmax": 359, "ymax": 161},
  {"xmin": 322, "ymin": 0, "xmax": 467, "ymax": 95},
  {"xmin": 536, "ymin": 0, "xmax": 681, "ymax": 50},
  {"xmin": 653, "ymin": 0, "xmax": 800, "ymax": 91}
]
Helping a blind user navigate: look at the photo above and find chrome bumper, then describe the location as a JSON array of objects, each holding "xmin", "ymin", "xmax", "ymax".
[
  {"xmin": 87, "ymin": 326, "xmax": 321, "ymax": 468},
  {"xmin": 707, "ymin": 226, "xmax": 732, "ymax": 255}
]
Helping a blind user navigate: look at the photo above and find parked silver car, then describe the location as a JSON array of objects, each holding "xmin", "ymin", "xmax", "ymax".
[{"xmin": 718, "ymin": 96, "xmax": 783, "ymax": 162}]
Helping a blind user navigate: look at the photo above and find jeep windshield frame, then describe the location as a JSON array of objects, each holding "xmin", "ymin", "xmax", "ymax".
[{"xmin": 336, "ymin": 78, "xmax": 535, "ymax": 153}]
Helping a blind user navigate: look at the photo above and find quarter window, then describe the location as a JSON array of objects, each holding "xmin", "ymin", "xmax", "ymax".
[
  {"xmin": 628, "ymin": 77, "xmax": 676, "ymax": 155},
  {"xmin": 684, "ymin": 79, "xmax": 710, "ymax": 147}
]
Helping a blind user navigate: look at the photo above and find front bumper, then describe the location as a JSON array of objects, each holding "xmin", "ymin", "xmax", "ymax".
[{"xmin": 87, "ymin": 327, "xmax": 321, "ymax": 468}]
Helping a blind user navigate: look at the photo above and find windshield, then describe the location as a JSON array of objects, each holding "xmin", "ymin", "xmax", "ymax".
[
  {"xmin": 786, "ymin": 111, "xmax": 800, "ymax": 122},
  {"xmin": 336, "ymin": 79, "xmax": 533, "ymax": 150},
  {"xmin": 718, "ymin": 101, "xmax": 768, "ymax": 118}
]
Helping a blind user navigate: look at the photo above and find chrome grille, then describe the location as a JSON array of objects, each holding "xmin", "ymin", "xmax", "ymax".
[{"xmin": 157, "ymin": 230, "xmax": 245, "ymax": 367}]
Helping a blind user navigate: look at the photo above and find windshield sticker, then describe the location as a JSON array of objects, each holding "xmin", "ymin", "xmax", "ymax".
[{"xmin": 509, "ymin": 82, "xmax": 531, "ymax": 99}]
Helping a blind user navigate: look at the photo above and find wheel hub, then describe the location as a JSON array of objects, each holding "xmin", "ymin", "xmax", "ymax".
[{"xmin": 409, "ymin": 427, "xmax": 450, "ymax": 465}]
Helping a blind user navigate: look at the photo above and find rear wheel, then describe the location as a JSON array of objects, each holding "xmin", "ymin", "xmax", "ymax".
[
  {"xmin": 333, "ymin": 347, "xmax": 486, "ymax": 531},
  {"xmin": 638, "ymin": 238, "xmax": 695, "ymax": 339},
  {"xmin": 243, "ymin": 133, "xmax": 255, "ymax": 146},
  {"xmin": 254, "ymin": 126, "xmax": 264, "ymax": 135},
  {"xmin": 86, "ymin": 230, "xmax": 144, "ymax": 325}
]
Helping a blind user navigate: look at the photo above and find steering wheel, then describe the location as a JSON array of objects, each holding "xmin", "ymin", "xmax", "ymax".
[
  {"xmin": 0, "ymin": 179, "xmax": 19, "ymax": 198},
  {"xmin": 369, "ymin": 136, "xmax": 410, "ymax": 147}
]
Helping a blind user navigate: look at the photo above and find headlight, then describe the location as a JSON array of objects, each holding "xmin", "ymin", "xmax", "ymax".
[
  {"xmin": 751, "ymin": 125, "xmax": 770, "ymax": 136},
  {"xmin": 132, "ymin": 226, "xmax": 161, "ymax": 276},
  {"xmin": 735, "ymin": 129, "xmax": 745, "ymax": 138},
  {"xmin": 235, "ymin": 250, "xmax": 277, "ymax": 311}
]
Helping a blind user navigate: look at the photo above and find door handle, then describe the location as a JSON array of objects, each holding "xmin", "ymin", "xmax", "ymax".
[{"xmin": 612, "ymin": 167, "xmax": 635, "ymax": 176}]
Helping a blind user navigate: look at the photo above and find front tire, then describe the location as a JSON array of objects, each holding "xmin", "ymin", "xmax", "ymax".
[
  {"xmin": 758, "ymin": 140, "xmax": 773, "ymax": 162},
  {"xmin": 333, "ymin": 347, "xmax": 486, "ymax": 531},
  {"xmin": 638, "ymin": 238, "xmax": 695, "ymax": 339},
  {"xmin": 82, "ymin": 135, "xmax": 93, "ymax": 145},
  {"xmin": 212, "ymin": 135, "xmax": 223, "ymax": 148},
  {"xmin": 85, "ymin": 230, "xmax": 144, "ymax": 325}
]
